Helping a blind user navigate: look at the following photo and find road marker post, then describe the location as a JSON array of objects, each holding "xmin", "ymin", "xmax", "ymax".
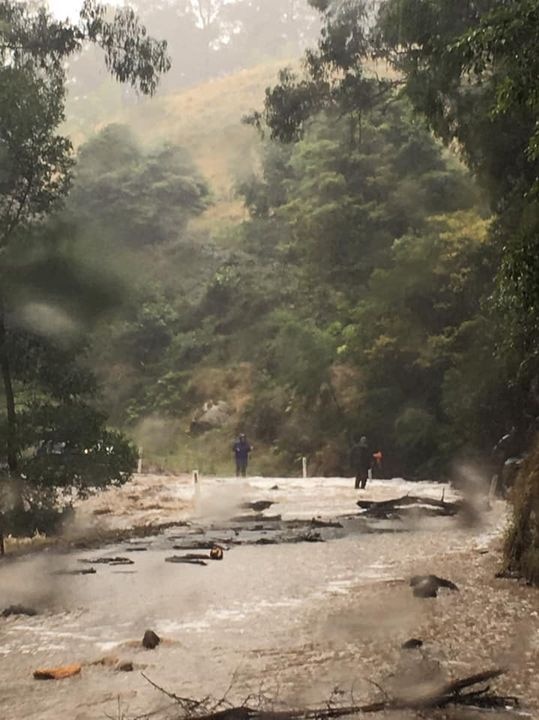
[{"xmin": 137, "ymin": 448, "xmax": 143, "ymax": 474}]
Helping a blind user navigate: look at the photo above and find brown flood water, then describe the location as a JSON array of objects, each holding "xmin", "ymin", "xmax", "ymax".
[{"xmin": 0, "ymin": 475, "xmax": 537, "ymax": 720}]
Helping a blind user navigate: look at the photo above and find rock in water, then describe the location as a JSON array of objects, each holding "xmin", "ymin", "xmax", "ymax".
[
  {"xmin": 410, "ymin": 574, "xmax": 459, "ymax": 598},
  {"xmin": 142, "ymin": 630, "xmax": 161, "ymax": 649},
  {"xmin": 401, "ymin": 638, "xmax": 423, "ymax": 650},
  {"xmin": 2, "ymin": 605, "xmax": 38, "ymax": 618},
  {"xmin": 117, "ymin": 660, "xmax": 134, "ymax": 672},
  {"xmin": 210, "ymin": 546, "xmax": 224, "ymax": 560},
  {"xmin": 34, "ymin": 664, "xmax": 82, "ymax": 680},
  {"xmin": 241, "ymin": 500, "xmax": 274, "ymax": 513}
]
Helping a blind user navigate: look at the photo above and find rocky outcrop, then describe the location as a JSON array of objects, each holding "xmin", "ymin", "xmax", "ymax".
[{"xmin": 190, "ymin": 400, "xmax": 231, "ymax": 434}]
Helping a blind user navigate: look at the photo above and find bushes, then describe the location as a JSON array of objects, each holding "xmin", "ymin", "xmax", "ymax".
[{"xmin": 504, "ymin": 436, "xmax": 539, "ymax": 584}]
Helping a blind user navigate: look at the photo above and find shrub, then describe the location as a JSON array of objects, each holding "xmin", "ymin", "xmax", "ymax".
[{"xmin": 504, "ymin": 436, "xmax": 539, "ymax": 584}]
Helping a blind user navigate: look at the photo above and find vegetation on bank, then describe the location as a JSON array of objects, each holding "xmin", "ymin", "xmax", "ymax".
[
  {"xmin": 0, "ymin": 1, "xmax": 170, "ymax": 535},
  {"xmin": 251, "ymin": 0, "xmax": 539, "ymax": 579},
  {"xmin": 505, "ymin": 442, "xmax": 539, "ymax": 584}
]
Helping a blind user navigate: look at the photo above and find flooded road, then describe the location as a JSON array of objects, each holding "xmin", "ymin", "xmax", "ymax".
[{"xmin": 0, "ymin": 476, "xmax": 531, "ymax": 720}]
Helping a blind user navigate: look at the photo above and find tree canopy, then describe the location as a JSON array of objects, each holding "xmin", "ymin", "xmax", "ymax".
[{"xmin": 0, "ymin": 0, "xmax": 170, "ymax": 535}]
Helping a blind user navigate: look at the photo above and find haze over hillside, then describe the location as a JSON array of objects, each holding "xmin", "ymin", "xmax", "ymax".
[{"xmin": 66, "ymin": 61, "xmax": 287, "ymax": 225}]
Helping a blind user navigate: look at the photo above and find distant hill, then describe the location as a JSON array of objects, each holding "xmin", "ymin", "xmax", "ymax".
[{"xmin": 65, "ymin": 61, "xmax": 288, "ymax": 227}]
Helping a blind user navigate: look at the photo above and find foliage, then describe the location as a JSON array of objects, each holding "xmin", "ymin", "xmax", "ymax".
[
  {"xmin": 25, "ymin": 1, "xmax": 534, "ymax": 492},
  {"xmin": 0, "ymin": 0, "xmax": 170, "ymax": 95},
  {"xmin": 238, "ymin": 0, "xmax": 539, "ymax": 576},
  {"xmin": 69, "ymin": 0, "xmax": 320, "ymax": 95},
  {"xmin": 99, "ymin": 94, "xmax": 495, "ymax": 477},
  {"xmin": 69, "ymin": 124, "xmax": 210, "ymax": 247},
  {"xmin": 0, "ymin": 1, "xmax": 169, "ymax": 532},
  {"xmin": 0, "ymin": 326, "xmax": 137, "ymax": 534},
  {"xmin": 504, "ymin": 438, "xmax": 539, "ymax": 584}
]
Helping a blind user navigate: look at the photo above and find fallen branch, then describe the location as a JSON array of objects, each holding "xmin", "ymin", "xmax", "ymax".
[
  {"xmin": 144, "ymin": 667, "xmax": 518, "ymax": 719},
  {"xmin": 356, "ymin": 495, "xmax": 463, "ymax": 520}
]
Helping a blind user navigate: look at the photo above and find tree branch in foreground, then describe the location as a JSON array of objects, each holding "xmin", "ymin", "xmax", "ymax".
[{"xmin": 143, "ymin": 667, "xmax": 520, "ymax": 718}]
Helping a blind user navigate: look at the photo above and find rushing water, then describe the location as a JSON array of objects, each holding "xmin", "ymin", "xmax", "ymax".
[{"xmin": 0, "ymin": 476, "xmax": 502, "ymax": 720}]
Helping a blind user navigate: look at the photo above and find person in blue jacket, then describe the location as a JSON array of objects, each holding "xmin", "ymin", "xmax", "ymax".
[{"xmin": 233, "ymin": 433, "xmax": 252, "ymax": 477}]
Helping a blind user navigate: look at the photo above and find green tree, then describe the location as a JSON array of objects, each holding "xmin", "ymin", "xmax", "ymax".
[
  {"xmin": 0, "ymin": 1, "xmax": 169, "ymax": 530},
  {"xmin": 69, "ymin": 125, "xmax": 210, "ymax": 247}
]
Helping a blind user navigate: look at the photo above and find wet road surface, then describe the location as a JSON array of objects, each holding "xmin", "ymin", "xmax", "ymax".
[{"xmin": 0, "ymin": 476, "xmax": 508, "ymax": 720}]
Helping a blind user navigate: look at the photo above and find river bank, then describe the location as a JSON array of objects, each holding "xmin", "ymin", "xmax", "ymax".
[{"xmin": 0, "ymin": 475, "xmax": 537, "ymax": 720}]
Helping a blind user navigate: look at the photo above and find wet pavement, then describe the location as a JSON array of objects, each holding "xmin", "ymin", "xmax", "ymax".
[{"xmin": 0, "ymin": 476, "xmax": 516, "ymax": 720}]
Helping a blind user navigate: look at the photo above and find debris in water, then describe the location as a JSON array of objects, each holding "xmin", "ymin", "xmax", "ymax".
[
  {"xmin": 240, "ymin": 500, "xmax": 274, "ymax": 512},
  {"xmin": 210, "ymin": 546, "xmax": 224, "ymax": 560},
  {"xmin": 80, "ymin": 556, "xmax": 134, "ymax": 566},
  {"xmin": 231, "ymin": 514, "xmax": 282, "ymax": 523},
  {"xmin": 2, "ymin": 605, "xmax": 38, "ymax": 618},
  {"xmin": 309, "ymin": 518, "xmax": 343, "ymax": 529},
  {"xmin": 142, "ymin": 630, "xmax": 161, "ymax": 650},
  {"xmin": 165, "ymin": 555, "xmax": 208, "ymax": 566},
  {"xmin": 53, "ymin": 567, "xmax": 97, "ymax": 576},
  {"xmin": 91, "ymin": 655, "xmax": 135, "ymax": 672},
  {"xmin": 142, "ymin": 667, "xmax": 518, "ymax": 715},
  {"xmin": 171, "ymin": 540, "xmax": 232, "ymax": 550},
  {"xmin": 117, "ymin": 660, "xmax": 134, "ymax": 672},
  {"xmin": 34, "ymin": 663, "xmax": 82, "ymax": 680},
  {"xmin": 292, "ymin": 531, "xmax": 324, "ymax": 543},
  {"xmin": 495, "ymin": 568, "xmax": 521, "ymax": 580},
  {"xmin": 401, "ymin": 638, "xmax": 423, "ymax": 650},
  {"xmin": 410, "ymin": 575, "xmax": 459, "ymax": 598},
  {"xmin": 357, "ymin": 495, "xmax": 463, "ymax": 520}
]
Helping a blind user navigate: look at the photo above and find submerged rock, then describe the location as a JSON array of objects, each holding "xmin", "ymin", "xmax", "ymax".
[
  {"xmin": 2, "ymin": 605, "xmax": 38, "ymax": 618},
  {"xmin": 165, "ymin": 555, "xmax": 208, "ymax": 566},
  {"xmin": 116, "ymin": 660, "xmax": 134, "ymax": 672},
  {"xmin": 53, "ymin": 568, "xmax": 96, "ymax": 576}
]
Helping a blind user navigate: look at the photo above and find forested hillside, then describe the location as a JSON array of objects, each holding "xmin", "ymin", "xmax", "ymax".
[
  {"xmin": 54, "ymin": 1, "xmax": 524, "ymax": 479},
  {"xmin": 63, "ymin": 89, "xmax": 498, "ymax": 478},
  {"xmin": 2, "ymin": 0, "xmax": 539, "ymax": 579}
]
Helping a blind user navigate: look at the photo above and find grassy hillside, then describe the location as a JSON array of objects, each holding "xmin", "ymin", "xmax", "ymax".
[{"xmin": 66, "ymin": 61, "xmax": 289, "ymax": 227}]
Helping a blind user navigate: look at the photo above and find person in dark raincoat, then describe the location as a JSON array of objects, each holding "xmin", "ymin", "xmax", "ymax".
[
  {"xmin": 233, "ymin": 433, "xmax": 252, "ymax": 477},
  {"xmin": 350, "ymin": 435, "xmax": 372, "ymax": 489}
]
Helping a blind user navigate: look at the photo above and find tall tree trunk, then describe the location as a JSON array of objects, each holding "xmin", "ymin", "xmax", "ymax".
[
  {"xmin": 0, "ymin": 306, "xmax": 16, "ymax": 555},
  {"xmin": 0, "ymin": 308, "xmax": 17, "ymax": 472}
]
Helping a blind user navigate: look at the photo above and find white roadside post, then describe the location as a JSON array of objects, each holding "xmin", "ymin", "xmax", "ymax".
[
  {"xmin": 302, "ymin": 456, "xmax": 308, "ymax": 479},
  {"xmin": 137, "ymin": 447, "xmax": 143, "ymax": 474}
]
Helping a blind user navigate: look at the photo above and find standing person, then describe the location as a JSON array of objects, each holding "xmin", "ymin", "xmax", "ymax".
[
  {"xmin": 233, "ymin": 433, "xmax": 252, "ymax": 477},
  {"xmin": 350, "ymin": 435, "xmax": 371, "ymax": 489}
]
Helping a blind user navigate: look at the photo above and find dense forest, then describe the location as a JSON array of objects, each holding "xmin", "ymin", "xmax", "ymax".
[{"xmin": 1, "ymin": 0, "xmax": 538, "ymax": 578}]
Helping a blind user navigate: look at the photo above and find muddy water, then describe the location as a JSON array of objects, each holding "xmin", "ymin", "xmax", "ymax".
[{"xmin": 0, "ymin": 477, "xmax": 504, "ymax": 720}]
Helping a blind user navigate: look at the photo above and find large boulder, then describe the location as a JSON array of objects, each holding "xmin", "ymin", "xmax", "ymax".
[{"xmin": 190, "ymin": 400, "xmax": 231, "ymax": 434}]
